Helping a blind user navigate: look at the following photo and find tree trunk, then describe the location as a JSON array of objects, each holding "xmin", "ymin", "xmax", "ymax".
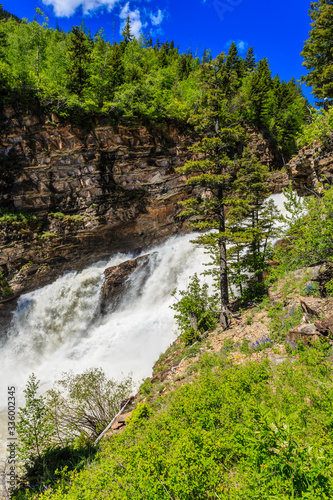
[{"xmin": 219, "ymin": 201, "xmax": 230, "ymax": 330}]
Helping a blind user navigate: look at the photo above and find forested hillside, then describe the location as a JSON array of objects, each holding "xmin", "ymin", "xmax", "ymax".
[{"xmin": 0, "ymin": 7, "xmax": 307, "ymax": 162}]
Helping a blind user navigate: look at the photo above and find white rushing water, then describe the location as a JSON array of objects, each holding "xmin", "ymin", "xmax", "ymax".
[
  {"xmin": 0, "ymin": 232, "xmax": 215, "ymax": 457},
  {"xmin": 0, "ymin": 192, "xmax": 290, "ymax": 458}
]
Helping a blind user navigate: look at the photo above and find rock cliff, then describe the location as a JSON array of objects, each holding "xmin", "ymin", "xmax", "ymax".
[
  {"xmin": 287, "ymin": 138, "xmax": 333, "ymax": 195},
  {"xmin": 0, "ymin": 106, "xmax": 286, "ymax": 330},
  {"xmin": 0, "ymin": 107, "xmax": 195, "ymax": 328}
]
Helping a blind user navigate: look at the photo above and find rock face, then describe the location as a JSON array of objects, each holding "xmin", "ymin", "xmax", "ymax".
[
  {"xmin": 0, "ymin": 106, "xmax": 195, "ymax": 323},
  {"xmin": 0, "ymin": 105, "xmax": 282, "ymax": 330},
  {"xmin": 101, "ymin": 254, "xmax": 151, "ymax": 312},
  {"xmin": 286, "ymin": 139, "xmax": 333, "ymax": 195}
]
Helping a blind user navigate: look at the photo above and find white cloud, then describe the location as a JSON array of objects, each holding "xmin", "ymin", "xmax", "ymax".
[
  {"xmin": 150, "ymin": 9, "xmax": 164, "ymax": 26},
  {"xmin": 42, "ymin": 0, "xmax": 119, "ymax": 17},
  {"xmin": 225, "ymin": 39, "xmax": 249, "ymax": 54},
  {"xmin": 119, "ymin": 2, "xmax": 146, "ymax": 39}
]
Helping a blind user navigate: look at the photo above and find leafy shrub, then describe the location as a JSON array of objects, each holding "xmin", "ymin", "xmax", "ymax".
[
  {"xmin": 297, "ymin": 106, "xmax": 333, "ymax": 147},
  {"xmin": 268, "ymin": 302, "xmax": 303, "ymax": 339},
  {"xmin": 271, "ymin": 185, "xmax": 333, "ymax": 277},
  {"xmin": 170, "ymin": 274, "xmax": 218, "ymax": 345},
  {"xmin": 28, "ymin": 346, "xmax": 333, "ymax": 500}
]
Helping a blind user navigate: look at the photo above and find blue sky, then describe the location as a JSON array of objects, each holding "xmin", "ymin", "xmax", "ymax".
[{"xmin": 5, "ymin": 0, "xmax": 314, "ymax": 102}]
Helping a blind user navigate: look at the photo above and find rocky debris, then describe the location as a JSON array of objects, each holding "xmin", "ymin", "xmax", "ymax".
[
  {"xmin": 286, "ymin": 139, "xmax": 333, "ymax": 196},
  {"xmin": 110, "ymin": 412, "xmax": 132, "ymax": 431},
  {"xmin": 300, "ymin": 297, "xmax": 326, "ymax": 318},
  {"xmin": 101, "ymin": 254, "xmax": 151, "ymax": 313},
  {"xmin": 315, "ymin": 317, "xmax": 333, "ymax": 336},
  {"xmin": 286, "ymin": 324, "xmax": 322, "ymax": 350}
]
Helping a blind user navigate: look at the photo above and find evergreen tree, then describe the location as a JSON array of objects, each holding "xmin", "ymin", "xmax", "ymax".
[
  {"xmin": 221, "ymin": 42, "xmax": 243, "ymax": 98},
  {"xmin": 228, "ymin": 148, "xmax": 279, "ymax": 297},
  {"xmin": 248, "ymin": 58, "xmax": 273, "ymax": 128},
  {"xmin": 244, "ymin": 46, "xmax": 256, "ymax": 72},
  {"xmin": 225, "ymin": 42, "xmax": 241, "ymax": 75},
  {"xmin": 301, "ymin": 0, "xmax": 333, "ymax": 105},
  {"xmin": 121, "ymin": 16, "xmax": 133, "ymax": 44},
  {"xmin": 67, "ymin": 25, "xmax": 92, "ymax": 99},
  {"xmin": 177, "ymin": 54, "xmax": 245, "ymax": 329},
  {"xmin": 178, "ymin": 52, "xmax": 193, "ymax": 80}
]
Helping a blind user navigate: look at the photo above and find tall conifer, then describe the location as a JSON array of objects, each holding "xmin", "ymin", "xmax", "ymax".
[
  {"xmin": 301, "ymin": 0, "xmax": 333, "ymax": 105},
  {"xmin": 177, "ymin": 54, "xmax": 244, "ymax": 329}
]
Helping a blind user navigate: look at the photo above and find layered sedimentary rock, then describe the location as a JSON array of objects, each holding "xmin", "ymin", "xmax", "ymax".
[
  {"xmin": 0, "ymin": 107, "xmax": 194, "ymax": 303},
  {"xmin": 0, "ymin": 105, "xmax": 284, "ymax": 328}
]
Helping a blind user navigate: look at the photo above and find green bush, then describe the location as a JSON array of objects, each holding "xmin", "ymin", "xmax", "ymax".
[
  {"xmin": 170, "ymin": 274, "xmax": 218, "ymax": 345},
  {"xmin": 273, "ymin": 185, "xmax": 333, "ymax": 272},
  {"xmin": 297, "ymin": 106, "xmax": 333, "ymax": 147}
]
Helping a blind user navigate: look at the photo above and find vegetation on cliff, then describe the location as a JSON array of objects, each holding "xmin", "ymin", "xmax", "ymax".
[{"xmin": 0, "ymin": 8, "xmax": 307, "ymax": 161}]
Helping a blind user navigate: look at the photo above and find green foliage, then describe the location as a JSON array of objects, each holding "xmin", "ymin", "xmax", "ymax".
[
  {"xmin": 268, "ymin": 302, "xmax": 304, "ymax": 339},
  {"xmin": 301, "ymin": 0, "xmax": 333, "ymax": 103},
  {"xmin": 46, "ymin": 368, "xmax": 133, "ymax": 443},
  {"xmin": 139, "ymin": 378, "xmax": 153, "ymax": 396},
  {"xmin": 170, "ymin": 274, "xmax": 218, "ymax": 345},
  {"xmin": 15, "ymin": 370, "xmax": 132, "ymax": 495},
  {"xmin": 17, "ymin": 374, "xmax": 55, "ymax": 467},
  {"xmin": 0, "ymin": 14, "xmax": 307, "ymax": 145},
  {"xmin": 298, "ymin": 106, "xmax": 333, "ymax": 147},
  {"xmin": 0, "ymin": 208, "xmax": 38, "ymax": 228},
  {"xmin": 26, "ymin": 346, "xmax": 333, "ymax": 500},
  {"xmin": 275, "ymin": 185, "xmax": 333, "ymax": 269},
  {"xmin": 325, "ymin": 279, "xmax": 333, "ymax": 296}
]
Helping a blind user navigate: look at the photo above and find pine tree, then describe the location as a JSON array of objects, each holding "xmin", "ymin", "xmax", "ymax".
[
  {"xmin": 244, "ymin": 46, "xmax": 256, "ymax": 72},
  {"xmin": 177, "ymin": 54, "xmax": 245, "ymax": 329},
  {"xmin": 248, "ymin": 58, "xmax": 273, "ymax": 129},
  {"xmin": 67, "ymin": 25, "xmax": 92, "ymax": 99},
  {"xmin": 121, "ymin": 16, "xmax": 133, "ymax": 44},
  {"xmin": 228, "ymin": 148, "xmax": 279, "ymax": 297},
  {"xmin": 301, "ymin": 0, "xmax": 333, "ymax": 105}
]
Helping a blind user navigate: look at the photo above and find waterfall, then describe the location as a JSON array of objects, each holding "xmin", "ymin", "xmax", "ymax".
[{"xmin": 0, "ymin": 192, "xmax": 291, "ymax": 457}]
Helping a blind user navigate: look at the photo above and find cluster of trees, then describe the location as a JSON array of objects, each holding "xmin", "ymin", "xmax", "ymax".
[
  {"xmin": 16, "ymin": 369, "xmax": 133, "ymax": 491},
  {"xmin": 0, "ymin": 7, "xmax": 307, "ymax": 158}
]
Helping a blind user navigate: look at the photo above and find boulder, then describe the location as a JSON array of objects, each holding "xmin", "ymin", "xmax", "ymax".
[
  {"xmin": 300, "ymin": 297, "xmax": 325, "ymax": 318},
  {"xmin": 315, "ymin": 317, "xmax": 333, "ymax": 337},
  {"xmin": 286, "ymin": 324, "xmax": 321, "ymax": 350},
  {"xmin": 101, "ymin": 254, "xmax": 151, "ymax": 313}
]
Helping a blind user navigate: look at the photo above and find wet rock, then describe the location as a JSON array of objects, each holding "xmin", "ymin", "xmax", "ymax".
[{"xmin": 101, "ymin": 254, "xmax": 151, "ymax": 313}]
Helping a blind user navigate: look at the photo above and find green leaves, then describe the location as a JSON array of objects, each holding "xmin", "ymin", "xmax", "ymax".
[
  {"xmin": 170, "ymin": 273, "xmax": 219, "ymax": 345},
  {"xmin": 24, "ymin": 348, "xmax": 333, "ymax": 500},
  {"xmin": 301, "ymin": 0, "xmax": 333, "ymax": 103},
  {"xmin": 17, "ymin": 373, "xmax": 55, "ymax": 464}
]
